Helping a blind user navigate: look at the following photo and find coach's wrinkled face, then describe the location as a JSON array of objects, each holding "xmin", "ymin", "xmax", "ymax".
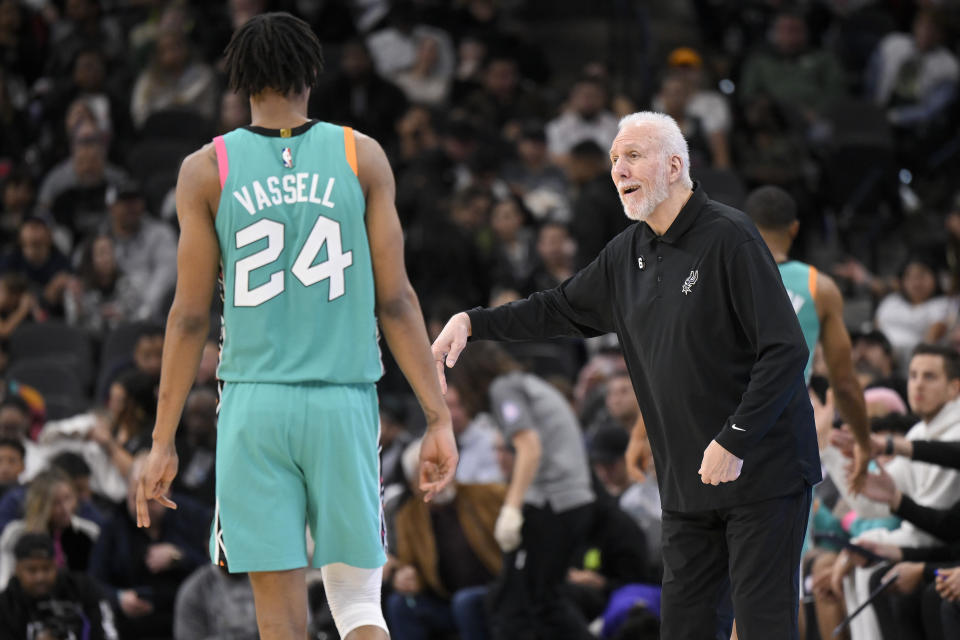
[{"xmin": 610, "ymin": 124, "xmax": 671, "ymax": 222}]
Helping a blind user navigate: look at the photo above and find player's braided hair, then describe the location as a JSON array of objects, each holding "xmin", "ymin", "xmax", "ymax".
[{"xmin": 223, "ymin": 12, "xmax": 324, "ymax": 98}]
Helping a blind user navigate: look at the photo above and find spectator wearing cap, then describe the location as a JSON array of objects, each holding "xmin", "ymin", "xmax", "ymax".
[
  {"xmin": 35, "ymin": 120, "xmax": 128, "ymax": 245},
  {"xmin": 0, "ymin": 217, "xmax": 73, "ymax": 317},
  {"xmin": 101, "ymin": 180, "xmax": 177, "ymax": 322},
  {"xmin": 0, "ymin": 532, "xmax": 117, "ymax": 640},
  {"xmin": 546, "ymin": 76, "xmax": 619, "ymax": 163},
  {"xmin": 653, "ymin": 47, "xmax": 732, "ymax": 163}
]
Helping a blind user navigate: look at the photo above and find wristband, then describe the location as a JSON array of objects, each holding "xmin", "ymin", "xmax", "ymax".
[{"xmin": 885, "ymin": 435, "xmax": 894, "ymax": 456}]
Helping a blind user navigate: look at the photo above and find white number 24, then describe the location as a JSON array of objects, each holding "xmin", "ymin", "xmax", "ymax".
[{"xmin": 234, "ymin": 216, "xmax": 353, "ymax": 307}]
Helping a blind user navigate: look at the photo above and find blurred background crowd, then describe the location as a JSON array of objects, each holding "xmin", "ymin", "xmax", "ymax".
[{"xmin": 1, "ymin": 0, "xmax": 960, "ymax": 639}]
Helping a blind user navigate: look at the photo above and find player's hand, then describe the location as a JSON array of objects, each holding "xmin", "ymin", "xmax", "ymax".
[
  {"xmin": 698, "ymin": 440, "xmax": 742, "ymax": 485},
  {"xmin": 430, "ymin": 312, "xmax": 471, "ymax": 393},
  {"xmin": 848, "ymin": 440, "xmax": 871, "ymax": 496},
  {"xmin": 418, "ymin": 423, "xmax": 458, "ymax": 502},
  {"xmin": 494, "ymin": 504, "xmax": 524, "ymax": 552},
  {"xmin": 136, "ymin": 440, "xmax": 179, "ymax": 528}
]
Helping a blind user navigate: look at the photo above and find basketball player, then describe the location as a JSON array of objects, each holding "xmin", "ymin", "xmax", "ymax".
[
  {"xmin": 135, "ymin": 13, "xmax": 457, "ymax": 640},
  {"xmin": 744, "ymin": 186, "xmax": 871, "ymax": 491}
]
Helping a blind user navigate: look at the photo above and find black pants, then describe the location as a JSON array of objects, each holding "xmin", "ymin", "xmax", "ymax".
[
  {"xmin": 487, "ymin": 501, "xmax": 594, "ymax": 640},
  {"xmin": 943, "ymin": 598, "xmax": 960, "ymax": 640},
  {"xmin": 660, "ymin": 488, "xmax": 811, "ymax": 640},
  {"xmin": 873, "ymin": 570, "xmax": 946, "ymax": 640}
]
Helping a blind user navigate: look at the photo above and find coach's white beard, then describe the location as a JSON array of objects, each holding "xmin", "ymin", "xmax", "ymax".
[{"xmin": 620, "ymin": 169, "xmax": 670, "ymax": 222}]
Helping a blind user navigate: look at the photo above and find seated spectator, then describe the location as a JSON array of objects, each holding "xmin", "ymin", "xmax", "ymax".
[
  {"xmin": 89, "ymin": 454, "xmax": 211, "ymax": 640},
  {"xmin": 98, "ymin": 323, "xmax": 164, "ymax": 400},
  {"xmin": 460, "ymin": 53, "xmax": 550, "ymax": 133},
  {"xmin": 521, "ymin": 221, "xmax": 576, "ymax": 294},
  {"xmin": 87, "ymin": 370, "xmax": 156, "ymax": 480},
  {"xmin": 172, "ymin": 388, "xmax": 216, "ymax": 507},
  {"xmin": 654, "ymin": 47, "xmax": 732, "ymax": 168},
  {"xmin": 393, "ymin": 33, "xmax": 454, "ymax": 107},
  {"xmin": 738, "ymin": 7, "xmax": 846, "ymax": 120},
  {"xmin": 130, "ymin": 26, "xmax": 217, "ymax": 129},
  {"xmin": 0, "ymin": 273, "xmax": 37, "ymax": 338},
  {"xmin": 867, "ymin": 8, "xmax": 959, "ymax": 132},
  {"xmin": 446, "ymin": 385, "xmax": 503, "ymax": 484},
  {"xmin": 825, "ymin": 345, "xmax": 960, "ymax": 639},
  {"xmin": 732, "ymin": 94, "xmax": 811, "ymax": 192},
  {"xmin": 0, "ymin": 217, "xmax": 72, "ymax": 317},
  {"xmin": 0, "ymin": 168, "xmax": 36, "ymax": 247},
  {"xmin": 387, "ymin": 439, "xmax": 503, "ymax": 640},
  {"xmin": 587, "ymin": 371, "xmax": 641, "ymax": 436},
  {"xmin": 564, "ymin": 499, "xmax": 654, "ymax": 627},
  {"xmin": 379, "ymin": 395, "xmax": 414, "ymax": 493},
  {"xmin": 35, "ymin": 121, "xmax": 128, "ymax": 245},
  {"xmin": 173, "ymin": 563, "xmax": 258, "ymax": 640},
  {"xmin": 101, "ymin": 181, "xmax": 177, "ymax": 322},
  {"xmin": 44, "ymin": 0, "xmax": 125, "ymax": 78},
  {"xmin": 489, "ymin": 195, "xmax": 537, "ymax": 291},
  {"xmin": 652, "ymin": 72, "xmax": 719, "ymax": 170},
  {"xmin": 0, "ymin": 437, "xmax": 23, "ymax": 500},
  {"xmin": 0, "ymin": 468, "xmax": 99, "ymax": 589},
  {"xmin": 309, "ymin": 38, "xmax": 409, "ymax": 150},
  {"xmin": 500, "ymin": 121, "xmax": 570, "ymax": 221},
  {"xmin": 64, "ymin": 233, "xmax": 142, "ymax": 335},
  {"xmin": 192, "ymin": 339, "xmax": 220, "ymax": 392},
  {"xmin": 546, "ymin": 76, "xmax": 619, "ymax": 163},
  {"xmin": 0, "ymin": 397, "xmax": 46, "ymax": 480},
  {"xmin": 0, "ymin": 532, "xmax": 117, "ymax": 640},
  {"xmin": 875, "ymin": 257, "xmax": 951, "ymax": 373},
  {"xmin": 589, "ymin": 425, "xmax": 662, "ymax": 570},
  {"xmin": 851, "ymin": 329, "xmax": 908, "ymax": 402},
  {"xmin": 566, "ymin": 140, "xmax": 628, "ymax": 269}
]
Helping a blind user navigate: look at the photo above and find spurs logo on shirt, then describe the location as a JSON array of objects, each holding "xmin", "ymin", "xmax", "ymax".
[{"xmin": 682, "ymin": 270, "xmax": 699, "ymax": 295}]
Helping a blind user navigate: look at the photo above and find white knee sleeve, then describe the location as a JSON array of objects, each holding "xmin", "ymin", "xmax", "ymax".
[{"xmin": 321, "ymin": 563, "xmax": 388, "ymax": 638}]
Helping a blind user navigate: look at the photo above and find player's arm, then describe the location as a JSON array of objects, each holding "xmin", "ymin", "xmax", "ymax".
[
  {"xmin": 356, "ymin": 132, "xmax": 457, "ymax": 501},
  {"xmin": 137, "ymin": 145, "xmax": 221, "ymax": 527},
  {"xmin": 816, "ymin": 271, "xmax": 871, "ymax": 492}
]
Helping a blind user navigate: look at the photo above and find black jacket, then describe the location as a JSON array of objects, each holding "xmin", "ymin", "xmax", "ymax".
[
  {"xmin": 0, "ymin": 572, "xmax": 115, "ymax": 640},
  {"xmin": 468, "ymin": 184, "xmax": 821, "ymax": 511}
]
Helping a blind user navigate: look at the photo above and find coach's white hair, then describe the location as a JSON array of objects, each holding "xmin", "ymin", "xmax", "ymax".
[{"xmin": 617, "ymin": 111, "xmax": 693, "ymax": 189}]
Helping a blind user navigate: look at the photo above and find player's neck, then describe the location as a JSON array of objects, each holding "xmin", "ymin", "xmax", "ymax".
[
  {"xmin": 759, "ymin": 230, "xmax": 790, "ymax": 263},
  {"xmin": 249, "ymin": 90, "xmax": 310, "ymax": 130}
]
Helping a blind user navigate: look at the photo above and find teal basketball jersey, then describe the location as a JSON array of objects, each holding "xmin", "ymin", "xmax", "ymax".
[
  {"xmin": 779, "ymin": 260, "xmax": 820, "ymax": 384},
  {"xmin": 213, "ymin": 120, "xmax": 382, "ymax": 384}
]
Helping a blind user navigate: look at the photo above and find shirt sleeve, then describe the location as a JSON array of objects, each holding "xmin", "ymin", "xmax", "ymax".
[
  {"xmin": 489, "ymin": 376, "xmax": 538, "ymax": 440},
  {"xmin": 469, "ymin": 247, "xmax": 616, "ymax": 342},
  {"xmin": 910, "ymin": 440, "xmax": 960, "ymax": 471},
  {"xmin": 714, "ymin": 239, "xmax": 810, "ymax": 458},
  {"xmin": 894, "ymin": 494, "xmax": 960, "ymax": 541}
]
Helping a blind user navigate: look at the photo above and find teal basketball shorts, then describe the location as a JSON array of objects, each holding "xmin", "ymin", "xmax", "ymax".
[{"xmin": 211, "ymin": 381, "xmax": 386, "ymax": 573}]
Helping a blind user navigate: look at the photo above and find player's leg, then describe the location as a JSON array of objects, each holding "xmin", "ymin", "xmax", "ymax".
[
  {"xmin": 322, "ymin": 563, "xmax": 388, "ymax": 639},
  {"xmin": 248, "ymin": 568, "xmax": 309, "ymax": 640}
]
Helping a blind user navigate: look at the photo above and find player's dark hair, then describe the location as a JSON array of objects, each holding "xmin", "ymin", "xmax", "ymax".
[
  {"xmin": 744, "ymin": 185, "xmax": 797, "ymax": 231},
  {"xmin": 223, "ymin": 12, "xmax": 324, "ymax": 98}
]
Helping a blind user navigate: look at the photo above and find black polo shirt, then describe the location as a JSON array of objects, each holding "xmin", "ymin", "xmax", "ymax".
[{"xmin": 468, "ymin": 184, "xmax": 821, "ymax": 512}]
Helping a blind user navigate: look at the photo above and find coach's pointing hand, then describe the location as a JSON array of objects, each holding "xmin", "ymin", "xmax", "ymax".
[
  {"xmin": 698, "ymin": 440, "xmax": 743, "ymax": 485},
  {"xmin": 431, "ymin": 312, "xmax": 472, "ymax": 393}
]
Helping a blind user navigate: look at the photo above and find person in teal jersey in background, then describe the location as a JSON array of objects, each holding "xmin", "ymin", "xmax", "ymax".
[
  {"xmin": 745, "ymin": 186, "xmax": 871, "ymax": 490},
  {"xmin": 135, "ymin": 13, "xmax": 458, "ymax": 640}
]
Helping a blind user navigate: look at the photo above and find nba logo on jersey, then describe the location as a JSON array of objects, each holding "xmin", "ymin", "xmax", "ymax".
[{"xmin": 281, "ymin": 147, "xmax": 293, "ymax": 169}]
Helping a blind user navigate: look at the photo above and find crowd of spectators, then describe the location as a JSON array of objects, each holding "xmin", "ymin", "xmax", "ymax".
[{"xmin": 0, "ymin": 0, "xmax": 959, "ymax": 639}]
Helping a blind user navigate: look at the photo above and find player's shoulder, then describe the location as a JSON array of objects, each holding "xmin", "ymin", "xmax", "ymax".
[{"xmin": 179, "ymin": 142, "xmax": 219, "ymax": 182}]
